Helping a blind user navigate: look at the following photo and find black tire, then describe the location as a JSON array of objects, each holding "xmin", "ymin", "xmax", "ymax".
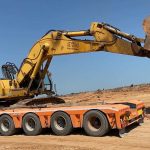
[
  {"xmin": 83, "ymin": 110, "xmax": 109, "ymax": 137},
  {"xmin": 0, "ymin": 114, "xmax": 16, "ymax": 136},
  {"xmin": 51, "ymin": 111, "xmax": 73, "ymax": 136},
  {"xmin": 22, "ymin": 113, "xmax": 42, "ymax": 136}
]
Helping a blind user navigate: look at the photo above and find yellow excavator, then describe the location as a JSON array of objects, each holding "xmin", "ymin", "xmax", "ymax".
[{"xmin": 0, "ymin": 16, "xmax": 150, "ymax": 106}]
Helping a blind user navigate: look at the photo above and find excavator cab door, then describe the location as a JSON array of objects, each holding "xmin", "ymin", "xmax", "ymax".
[{"xmin": 43, "ymin": 71, "xmax": 55, "ymax": 95}]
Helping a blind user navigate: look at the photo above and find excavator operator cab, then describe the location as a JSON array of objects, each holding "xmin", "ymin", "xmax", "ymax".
[
  {"xmin": 42, "ymin": 71, "xmax": 54, "ymax": 95},
  {"xmin": 1, "ymin": 62, "xmax": 18, "ymax": 80}
]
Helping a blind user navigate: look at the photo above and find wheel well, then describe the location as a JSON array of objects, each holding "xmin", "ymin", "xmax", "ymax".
[
  {"xmin": 51, "ymin": 110, "xmax": 69, "ymax": 117},
  {"xmin": 22, "ymin": 112, "xmax": 39, "ymax": 118},
  {"xmin": 0, "ymin": 113, "xmax": 12, "ymax": 119}
]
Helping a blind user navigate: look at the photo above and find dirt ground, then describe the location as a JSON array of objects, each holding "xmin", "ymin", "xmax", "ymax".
[{"xmin": 0, "ymin": 84, "xmax": 150, "ymax": 150}]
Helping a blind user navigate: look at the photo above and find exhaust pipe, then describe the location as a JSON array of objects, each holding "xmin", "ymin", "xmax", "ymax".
[{"xmin": 143, "ymin": 16, "xmax": 150, "ymax": 51}]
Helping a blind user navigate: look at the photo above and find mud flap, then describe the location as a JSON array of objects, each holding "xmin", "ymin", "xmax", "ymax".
[
  {"xmin": 119, "ymin": 128, "xmax": 126, "ymax": 138},
  {"xmin": 137, "ymin": 117, "xmax": 144, "ymax": 126}
]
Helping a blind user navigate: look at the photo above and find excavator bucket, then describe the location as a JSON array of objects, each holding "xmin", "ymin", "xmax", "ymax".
[{"xmin": 143, "ymin": 16, "xmax": 150, "ymax": 51}]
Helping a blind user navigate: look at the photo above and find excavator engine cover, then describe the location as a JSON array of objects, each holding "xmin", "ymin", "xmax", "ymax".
[{"xmin": 143, "ymin": 16, "xmax": 150, "ymax": 51}]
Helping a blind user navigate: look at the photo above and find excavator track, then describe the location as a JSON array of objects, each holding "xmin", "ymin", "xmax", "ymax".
[{"xmin": 0, "ymin": 96, "xmax": 65, "ymax": 110}]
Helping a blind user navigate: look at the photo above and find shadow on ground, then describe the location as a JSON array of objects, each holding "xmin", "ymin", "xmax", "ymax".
[
  {"xmin": 11, "ymin": 122, "xmax": 140, "ymax": 138},
  {"xmin": 146, "ymin": 107, "xmax": 150, "ymax": 114}
]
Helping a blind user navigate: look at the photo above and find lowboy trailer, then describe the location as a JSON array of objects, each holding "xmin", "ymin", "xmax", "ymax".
[{"xmin": 0, "ymin": 99, "xmax": 144, "ymax": 137}]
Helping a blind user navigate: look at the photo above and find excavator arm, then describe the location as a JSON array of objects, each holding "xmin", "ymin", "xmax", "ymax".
[{"xmin": 0, "ymin": 18, "xmax": 150, "ymax": 101}]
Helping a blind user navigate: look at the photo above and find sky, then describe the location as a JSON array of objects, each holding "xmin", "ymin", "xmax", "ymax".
[{"xmin": 0, "ymin": 0, "xmax": 150, "ymax": 94}]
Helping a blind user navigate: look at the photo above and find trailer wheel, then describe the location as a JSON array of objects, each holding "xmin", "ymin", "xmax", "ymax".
[
  {"xmin": 51, "ymin": 111, "xmax": 73, "ymax": 136},
  {"xmin": 83, "ymin": 110, "xmax": 109, "ymax": 137},
  {"xmin": 0, "ymin": 114, "xmax": 16, "ymax": 136},
  {"xmin": 22, "ymin": 113, "xmax": 42, "ymax": 136}
]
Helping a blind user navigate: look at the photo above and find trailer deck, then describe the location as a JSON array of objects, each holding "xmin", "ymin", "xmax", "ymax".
[{"xmin": 0, "ymin": 99, "xmax": 145, "ymax": 137}]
